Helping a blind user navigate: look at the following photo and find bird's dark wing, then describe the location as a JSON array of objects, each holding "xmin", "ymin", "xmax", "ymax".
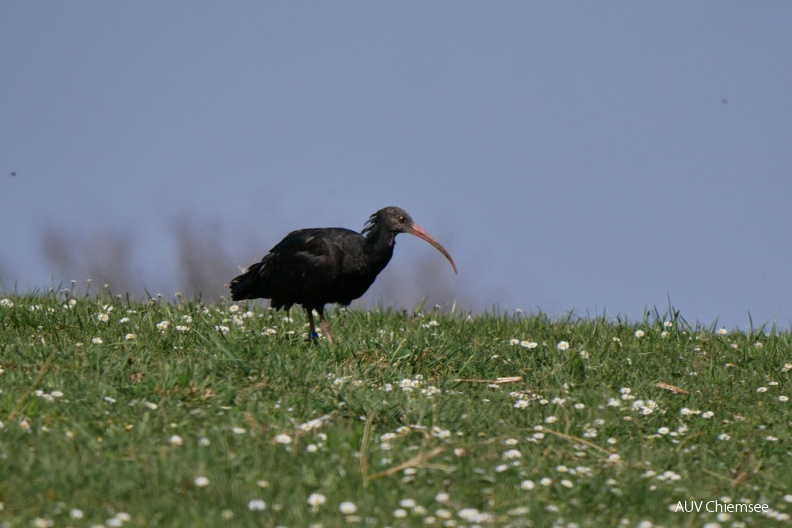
[{"xmin": 230, "ymin": 228, "xmax": 363, "ymax": 309}]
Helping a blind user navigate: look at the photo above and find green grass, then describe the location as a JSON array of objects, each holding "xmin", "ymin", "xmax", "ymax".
[{"xmin": 0, "ymin": 292, "xmax": 791, "ymax": 527}]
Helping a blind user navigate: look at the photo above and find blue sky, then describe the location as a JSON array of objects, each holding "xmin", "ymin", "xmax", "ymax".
[{"xmin": 2, "ymin": 3, "xmax": 791, "ymax": 329}]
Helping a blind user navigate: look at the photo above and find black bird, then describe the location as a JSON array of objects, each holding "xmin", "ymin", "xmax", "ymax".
[{"xmin": 229, "ymin": 206, "xmax": 457, "ymax": 343}]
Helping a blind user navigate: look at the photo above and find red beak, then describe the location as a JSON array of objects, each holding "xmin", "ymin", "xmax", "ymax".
[{"xmin": 409, "ymin": 223, "xmax": 458, "ymax": 274}]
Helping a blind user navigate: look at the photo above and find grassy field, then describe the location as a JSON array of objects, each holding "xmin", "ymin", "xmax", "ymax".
[{"xmin": 0, "ymin": 290, "xmax": 790, "ymax": 528}]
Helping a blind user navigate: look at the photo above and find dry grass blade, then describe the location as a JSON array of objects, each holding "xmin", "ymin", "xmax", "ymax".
[
  {"xmin": 655, "ymin": 381, "xmax": 690, "ymax": 395},
  {"xmin": 360, "ymin": 415, "xmax": 375, "ymax": 480},
  {"xmin": 366, "ymin": 447, "xmax": 446, "ymax": 481},
  {"xmin": 455, "ymin": 376, "xmax": 523, "ymax": 385},
  {"xmin": 535, "ymin": 427, "xmax": 614, "ymax": 457},
  {"xmin": 7, "ymin": 348, "xmax": 59, "ymax": 422}
]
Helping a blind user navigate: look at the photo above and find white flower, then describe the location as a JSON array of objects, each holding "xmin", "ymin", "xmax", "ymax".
[
  {"xmin": 70, "ymin": 509, "xmax": 84, "ymax": 519},
  {"xmin": 634, "ymin": 330, "xmax": 645, "ymax": 338},
  {"xmin": 717, "ymin": 327, "xmax": 728, "ymax": 335},
  {"xmin": 756, "ymin": 387, "xmax": 768, "ymax": 393},
  {"xmin": 339, "ymin": 501, "xmax": 357, "ymax": 514},
  {"xmin": 168, "ymin": 435, "xmax": 183, "ymax": 446},
  {"xmin": 557, "ymin": 341, "xmax": 570, "ymax": 351},
  {"xmin": 92, "ymin": 337, "xmax": 103, "ymax": 344},
  {"xmin": 156, "ymin": 321, "xmax": 170, "ymax": 331},
  {"xmin": 194, "ymin": 476, "xmax": 209, "ymax": 487},
  {"xmin": 520, "ymin": 480, "xmax": 535, "ymax": 490},
  {"xmin": 124, "ymin": 333, "xmax": 136, "ymax": 341},
  {"xmin": 307, "ymin": 492, "xmax": 326, "ymax": 508},
  {"xmin": 247, "ymin": 499, "xmax": 266, "ymax": 511},
  {"xmin": 274, "ymin": 433, "xmax": 292, "ymax": 444}
]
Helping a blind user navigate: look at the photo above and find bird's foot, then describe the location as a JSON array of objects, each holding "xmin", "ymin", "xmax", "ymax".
[{"xmin": 307, "ymin": 331, "xmax": 321, "ymax": 342}]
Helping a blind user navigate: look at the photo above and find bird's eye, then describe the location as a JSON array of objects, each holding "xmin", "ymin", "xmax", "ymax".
[{"xmin": 398, "ymin": 216, "xmax": 406, "ymax": 223}]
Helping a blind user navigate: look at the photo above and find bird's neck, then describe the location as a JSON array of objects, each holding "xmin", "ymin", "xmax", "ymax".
[{"xmin": 363, "ymin": 228, "xmax": 396, "ymax": 272}]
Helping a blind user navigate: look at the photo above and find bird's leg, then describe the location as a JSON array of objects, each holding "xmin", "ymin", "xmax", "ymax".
[
  {"xmin": 305, "ymin": 308, "xmax": 320, "ymax": 341},
  {"xmin": 317, "ymin": 307, "xmax": 335, "ymax": 345}
]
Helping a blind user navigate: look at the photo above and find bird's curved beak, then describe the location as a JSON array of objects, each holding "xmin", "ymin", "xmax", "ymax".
[{"xmin": 409, "ymin": 224, "xmax": 458, "ymax": 274}]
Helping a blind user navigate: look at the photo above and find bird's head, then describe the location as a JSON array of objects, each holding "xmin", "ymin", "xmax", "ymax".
[{"xmin": 365, "ymin": 207, "xmax": 458, "ymax": 274}]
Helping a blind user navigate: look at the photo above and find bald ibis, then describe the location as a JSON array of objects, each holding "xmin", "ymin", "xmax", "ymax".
[{"xmin": 229, "ymin": 206, "xmax": 457, "ymax": 343}]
